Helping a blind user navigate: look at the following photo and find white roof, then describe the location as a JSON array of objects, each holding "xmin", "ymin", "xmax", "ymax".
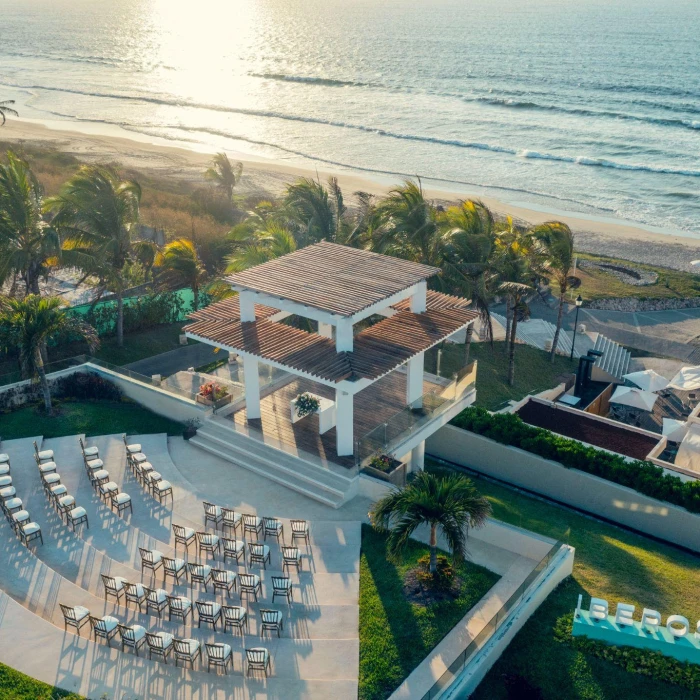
[
  {"xmin": 668, "ymin": 366, "xmax": 700, "ymax": 391},
  {"xmin": 622, "ymin": 369, "xmax": 669, "ymax": 393},
  {"xmin": 675, "ymin": 423, "xmax": 700, "ymax": 473},
  {"xmin": 610, "ymin": 386, "xmax": 658, "ymax": 411},
  {"xmin": 662, "ymin": 418, "xmax": 689, "ymax": 443}
]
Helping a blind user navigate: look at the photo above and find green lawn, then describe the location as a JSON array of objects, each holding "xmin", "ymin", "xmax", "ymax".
[
  {"xmin": 359, "ymin": 524, "xmax": 500, "ymax": 700},
  {"xmin": 0, "ymin": 399, "xmax": 184, "ymax": 440},
  {"xmin": 426, "ymin": 459, "xmax": 700, "ymax": 700},
  {"xmin": 427, "ymin": 341, "xmax": 576, "ymax": 411},
  {"xmin": 0, "ymin": 661, "xmax": 84, "ymax": 699},
  {"xmin": 554, "ymin": 253, "xmax": 700, "ymax": 303},
  {"xmin": 0, "ymin": 322, "xmax": 192, "ymax": 380}
]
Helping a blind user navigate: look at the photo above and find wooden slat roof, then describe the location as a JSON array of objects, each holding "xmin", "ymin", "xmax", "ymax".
[
  {"xmin": 184, "ymin": 307, "xmax": 477, "ymax": 383},
  {"xmin": 188, "ymin": 297, "xmax": 279, "ymax": 323},
  {"xmin": 224, "ymin": 241, "xmax": 440, "ymax": 317},
  {"xmin": 392, "ymin": 290, "xmax": 472, "ymax": 312}
]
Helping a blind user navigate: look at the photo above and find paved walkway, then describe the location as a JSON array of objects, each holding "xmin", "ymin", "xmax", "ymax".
[{"xmin": 125, "ymin": 343, "xmax": 220, "ymax": 377}]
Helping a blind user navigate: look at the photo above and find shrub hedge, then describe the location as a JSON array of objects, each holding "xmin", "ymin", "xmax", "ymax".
[
  {"xmin": 554, "ymin": 614, "xmax": 700, "ymax": 693},
  {"xmin": 452, "ymin": 406, "xmax": 700, "ymax": 514}
]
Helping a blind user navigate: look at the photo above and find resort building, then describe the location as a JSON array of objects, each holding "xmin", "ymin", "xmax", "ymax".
[{"xmin": 183, "ymin": 241, "xmax": 479, "ymax": 504}]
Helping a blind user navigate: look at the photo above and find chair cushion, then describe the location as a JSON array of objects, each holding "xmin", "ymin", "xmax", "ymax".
[
  {"xmin": 93, "ymin": 470, "xmax": 109, "ymax": 481},
  {"xmin": 1, "ymin": 486, "xmax": 17, "ymax": 498},
  {"xmin": 149, "ymin": 588, "xmax": 168, "ymax": 603},
  {"xmin": 87, "ymin": 459, "xmax": 104, "ymax": 470},
  {"xmin": 0, "ymin": 476, "xmax": 12, "ymax": 487},
  {"xmin": 241, "ymin": 574, "xmax": 261, "ymax": 586},
  {"xmin": 199, "ymin": 602, "xmax": 222, "ymax": 616},
  {"xmin": 115, "ymin": 493, "xmax": 131, "ymax": 504},
  {"xmin": 266, "ymin": 521, "xmax": 283, "ymax": 532},
  {"xmin": 128, "ymin": 624, "xmax": 146, "ymax": 641},
  {"xmin": 245, "ymin": 516, "xmax": 262, "ymax": 526},
  {"xmin": 200, "ymin": 534, "xmax": 219, "ymax": 546},
  {"xmin": 101, "ymin": 482, "xmax": 118, "ymax": 494},
  {"xmin": 210, "ymin": 643, "xmax": 232, "ymax": 658},
  {"xmin": 179, "ymin": 638, "xmax": 200, "ymax": 653},
  {"xmin": 132, "ymin": 453, "xmax": 147, "ymax": 463},
  {"xmin": 0, "ymin": 464, "xmax": 9, "ymax": 476},
  {"xmin": 224, "ymin": 511, "xmax": 241, "ymax": 523},
  {"xmin": 155, "ymin": 631, "xmax": 173, "ymax": 647},
  {"xmin": 100, "ymin": 616, "xmax": 119, "ymax": 632},
  {"xmin": 43, "ymin": 474, "xmax": 60, "ymax": 484},
  {"xmin": 51, "ymin": 484, "xmax": 68, "ymax": 496},
  {"xmin": 224, "ymin": 606, "xmax": 247, "ymax": 620},
  {"xmin": 148, "ymin": 550, "xmax": 163, "ymax": 563},
  {"xmin": 83, "ymin": 446, "xmax": 99, "ymax": 456},
  {"xmin": 218, "ymin": 570, "xmax": 237, "ymax": 584},
  {"xmin": 147, "ymin": 471, "xmax": 161, "ymax": 482},
  {"xmin": 22, "ymin": 522, "xmax": 41, "ymax": 536},
  {"xmin": 207, "ymin": 505, "xmax": 222, "ymax": 517},
  {"xmin": 170, "ymin": 558, "xmax": 185, "ymax": 571},
  {"xmin": 172, "ymin": 596, "xmax": 192, "ymax": 609},
  {"xmin": 126, "ymin": 443, "xmax": 141, "ymax": 453},
  {"xmin": 112, "ymin": 576, "xmax": 128, "ymax": 591},
  {"xmin": 224, "ymin": 540, "xmax": 244, "ymax": 554},
  {"xmin": 5, "ymin": 498, "xmax": 21, "ymax": 510},
  {"xmin": 70, "ymin": 506, "xmax": 87, "ymax": 519},
  {"xmin": 179, "ymin": 527, "xmax": 195, "ymax": 540},
  {"xmin": 0, "ymin": 453, "xmax": 9, "ymax": 463},
  {"xmin": 252, "ymin": 544, "xmax": 270, "ymax": 558},
  {"xmin": 156, "ymin": 480, "xmax": 171, "ymax": 492},
  {"xmin": 12, "ymin": 510, "xmax": 29, "ymax": 523},
  {"xmin": 248, "ymin": 647, "xmax": 269, "ymax": 660},
  {"xmin": 140, "ymin": 462, "xmax": 153, "ymax": 472},
  {"xmin": 37, "ymin": 450, "xmax": 53, "ymax": 460},
  {"xmin": 39, "ymin": 462, "xmax": 56, "ymax": 473},
  {"xmin": 73, "ymin": 605, "xmax": 90, "ymax": 621},
  {"xmin": 59, "ymin": 495, "xmax": 76, "ymax": 508},
  {"xmin": 127, "ymin": 583, "xmax": 145, "ymax": 597}
]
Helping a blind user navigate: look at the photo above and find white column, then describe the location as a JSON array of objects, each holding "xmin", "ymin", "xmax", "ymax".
[
  {"xmin": 239, "ymin": 291, "xmax": 256, "ymax": 322},
  {"xmin": 410, "ymin": 440, "xmax": 426, "ymax": 471},
  {"xmin": 318, "ymin": 322, "xmax": 333, "ymax": 338},
  {"xmin": 336, "ymin": 319, "xmax": 353, "ymax": 352},
  {"xmin": 242, "ymin": 355, "xmax": 261, "ymax": 419},
  {"xmin": 406, "ymin": 352, "xmax": 425, "ymax": 408},
  {"xmin": 410, "ymin": 281, "xmax": 427, "ymax": 313},
  {"xmin": 335, "ymin": 389, "xmax": 354, "ymax": 456}
]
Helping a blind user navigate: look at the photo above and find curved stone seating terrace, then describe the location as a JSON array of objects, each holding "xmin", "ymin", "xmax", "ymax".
[{"xmin": 0, "ymin": 432, "xmax": 362, "ymax": 699}]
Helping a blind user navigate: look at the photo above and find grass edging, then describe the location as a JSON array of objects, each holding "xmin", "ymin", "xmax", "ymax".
[
  {"xmin": 0, "ymin": 661, "xmax": 85, "ymax": 700},
  {"xmin": 453, "ymin": 407, "xmax": 700, "ymax": 514}
]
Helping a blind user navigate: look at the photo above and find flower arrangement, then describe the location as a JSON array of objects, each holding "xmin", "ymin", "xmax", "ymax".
[
  {"xmin": 294, "ymin": 392, "xmax": 320, "ymax": 418},
  {"xmin": 369, "ymin": 453, "xmax": 395, "ymax": 473},
  {"xmin": 199, "ymin": 382, "xmax": 228, "ymax": 401}
]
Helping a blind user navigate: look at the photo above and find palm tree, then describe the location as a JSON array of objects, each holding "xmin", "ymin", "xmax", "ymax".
[
  {"xmin": 46, "ymin": 165, "xmax": 141, "ymax": 348},
  {"xmin": 441, "ymin": 199, "xmax": 498, "ymax": 363},
  {"xmin": 132, "ymin": 239, "xmax": 159, "ymax": 282},
  {"xmin": 370, "ymin": 470, "xmax": 491, "ymax": 576},
  {"xmin": 283, "ymin": 177, "xmax": 349, "ymax": 245},
  {"xmin": 373, "ymin": 179, "xmax": 444, "ymax": 266},
  {"xmin": 205, "ymin": 153, "xmax": 242, "ymax": 207},
  {"xmin": 225, "ymin": 224, "xmax": 297, "ymax": 274},
  {"xmin": 0, "ymin": 295, "xmax": 98, "ymax": 414},
  {"xmin": 155, "ymin": 237, "xmax": 207, "ymax": 311},
  {"xmin": 0, "ymin": 100, "xmax": 19, "ymax": 126},
  {"xmin": 532, "ymin": 222, "xmax": 574, "ymax": 361},
  {"xmin": 0, "ymin": 152, "xmax": 60, "ymax": 295}
]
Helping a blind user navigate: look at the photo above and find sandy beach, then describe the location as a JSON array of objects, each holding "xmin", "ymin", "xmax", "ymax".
[{"xmin": 2, "ymin": 117, "xmax": 699, "ymax": 272}]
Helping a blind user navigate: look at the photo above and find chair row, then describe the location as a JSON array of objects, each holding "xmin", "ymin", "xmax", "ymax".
[
  {"xmin": 1, "ymin": 492, "xmax": 43, "ymax": 547},
  {"xmin": 203, "ymin": 502, "xmax": 310, "ymax": 546},
  {"xmin": 60, "ymin": 603, "xmax": 272, "ymax": 675},
  {"xmin": 137, "ymin": 550, "xmax": 294, "ymax": 603},
  {"xmin": 77, "ymin": 438, "xmax": 133, "ymax": 516},
  {"xmin": 123, "ymin": 435, "xmax": 173, "ymax": 504}
]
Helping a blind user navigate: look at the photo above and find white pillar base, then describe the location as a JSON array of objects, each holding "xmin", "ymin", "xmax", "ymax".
[
  {"xmin": 410, "ymin": 441, "xmax": 425, "ymax": 471},
  {"xmin": 318, "ymin": 322, "xmax": 333, "ymax": 338},
  {"xmin": 242, "ymin": 356, "xmax": 261, "ymax": 420},
  {"xmin": 336, "ymin": 389, "xmax": 354, "ymax": 456}
]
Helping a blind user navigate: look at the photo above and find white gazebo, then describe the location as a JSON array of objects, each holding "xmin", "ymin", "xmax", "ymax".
[{"xmin": 184, "ymin": 242, "xmax": 478, "ymax": 473}]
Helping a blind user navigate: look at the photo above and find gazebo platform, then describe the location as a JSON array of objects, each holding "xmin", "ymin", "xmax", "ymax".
[{"xmin": 220, "ymin": 370, "xmax": 450, "ymax": 470}]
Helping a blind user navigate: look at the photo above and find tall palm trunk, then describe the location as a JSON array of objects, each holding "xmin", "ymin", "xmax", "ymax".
[
  {"xmin": 116, "ymin": 289, "xmax": 124, "ymax": 347},
  {"xmin": 429, "ymin": 523, "xmax": 438, "ymax": 575},
  {"xmin": 550, "ymin": 291, "xmax": 566, "ymax": 362},
  {"xmin": 193, "ymin": 283, "xmax": 200, "ymax": 312},
  {"xmin": 504, "ymin": 297, "xmax": 511, "ymax": 353},
  {"xmin": 463, "ymin": 324, "xmax": 474, "ymax": 366},
  {"xmin": 35, "ymin": 348, "xmax": 52, "ymax": 414},
  {"xmin": 508, "ymin": 299, "xmax": 519, "ymax": 386}
]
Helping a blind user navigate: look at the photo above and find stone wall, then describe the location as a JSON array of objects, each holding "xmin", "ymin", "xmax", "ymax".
[{"xmin": 587, "ymin": 296, "xmax": 700, "ymax": 312}]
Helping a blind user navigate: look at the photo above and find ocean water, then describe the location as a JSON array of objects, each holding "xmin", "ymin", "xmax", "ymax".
[{"xmin": 0, "ymin": 0, "xmax": 699, "ymax": 235}]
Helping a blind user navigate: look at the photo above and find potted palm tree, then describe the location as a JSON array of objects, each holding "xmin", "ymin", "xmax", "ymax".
[{"xmin": 369, "ymin": 470, "xmax": 491, "ymax": 579}]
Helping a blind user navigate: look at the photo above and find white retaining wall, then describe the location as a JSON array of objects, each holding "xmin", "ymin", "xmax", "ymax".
[{"xmin": 427, "ymin": 424, "xmax": 700, "ymax": 552}]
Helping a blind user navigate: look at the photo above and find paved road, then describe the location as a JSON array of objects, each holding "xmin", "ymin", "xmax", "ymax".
[{"xmin": 124, "ymin": 342, "xmax": 220, "ymax": 377}]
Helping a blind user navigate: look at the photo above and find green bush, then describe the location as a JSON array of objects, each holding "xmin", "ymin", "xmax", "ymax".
[
  {"xmin": 554, "ymin": 614, "xmax": 700, "ymax": 693},
  {"xmin": 452, "ymin": 407, "xmax": 700, "ymax": 514}
]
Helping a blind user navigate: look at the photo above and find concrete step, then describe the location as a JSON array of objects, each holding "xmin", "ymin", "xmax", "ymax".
[{"xmin": 190, "ymin": 426, "xmax": 350, "ymax": 509}]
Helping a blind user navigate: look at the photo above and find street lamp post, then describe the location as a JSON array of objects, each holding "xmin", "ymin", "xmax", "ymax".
[{"xmin": 570, "ymin": 295, "xmax": 583, "ymax": 360}]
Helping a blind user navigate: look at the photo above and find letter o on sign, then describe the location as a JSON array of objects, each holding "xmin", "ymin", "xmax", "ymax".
[{"xmin": 667, "ymin": 615, "xmax": 690, "ymax": 638}]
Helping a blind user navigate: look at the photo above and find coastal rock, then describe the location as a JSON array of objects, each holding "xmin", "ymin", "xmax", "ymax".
[{"xmin": 587, "ymin": 297, "xmax": 700, "ymax": 312}]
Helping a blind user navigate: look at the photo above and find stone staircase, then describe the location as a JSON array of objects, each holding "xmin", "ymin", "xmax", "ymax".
[
  {"xmin": 592, "ymin": 333, "xmax": 632, "ymax": 379},
  {"xmin": 190, "ymin": 416, "xmax": 357, "ymax": 508}
]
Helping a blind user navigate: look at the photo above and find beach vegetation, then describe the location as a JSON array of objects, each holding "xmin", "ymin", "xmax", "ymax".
[
  {"xmin": 0, "ymin": 294, "xmax": 98, "ymax": 414},
  {"xmin": 0, "ymin": 99, "xmax": 18, "ymax": 126},
  {"xmin": 154, "ymin": 237, "xmax": 207, "ymax": 310},
  {"xmin": 204, "ymin": 152, "xmax": 243, "ymax": 211},
  {"xmin": 0, "ymin": 151, "xmax": 60, "ymax": 296},
  {"xmin": 46, "ymin": 165, "xmax": 142, "ymax": 347}
]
